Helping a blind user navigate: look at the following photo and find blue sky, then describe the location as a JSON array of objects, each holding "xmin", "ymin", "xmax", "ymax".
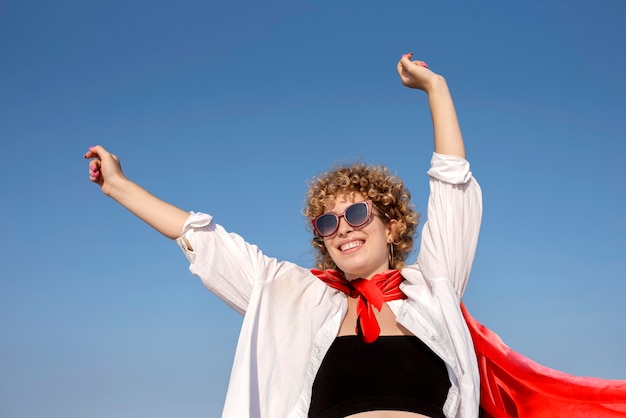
[{"xmin": 1, "ymin": 1, "xmax": 625, "ymax": 417}]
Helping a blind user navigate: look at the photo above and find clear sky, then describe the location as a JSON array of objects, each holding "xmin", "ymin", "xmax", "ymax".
[{"xmin": 1, "ymin": 1, "xmax": 625, "ymax": 417}]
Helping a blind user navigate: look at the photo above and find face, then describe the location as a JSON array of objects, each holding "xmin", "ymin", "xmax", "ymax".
[{"xmin": 321, "ymin": 193, "xmax": 397, "ymax": 281}]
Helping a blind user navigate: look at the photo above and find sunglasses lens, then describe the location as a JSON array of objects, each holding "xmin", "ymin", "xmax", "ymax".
[
  {"xmin": 315, "ymin": 214, "xmax": 338, "ymax": 237},
  {"xmin": 314, "ymin": 201, "xmax": 372, "ymax": 237},
  {"xmin": 345, "ymin": 202, "xmax": 369, "ymax": 226}
]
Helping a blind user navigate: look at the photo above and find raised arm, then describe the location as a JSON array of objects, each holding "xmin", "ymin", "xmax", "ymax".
[
  {"xmin": 397, "ymin": 53, "xmax": 465, "ymax": 158},
  {"xmin": 84, "ymin": 145, "xmax": 190, "ymax": 240}
]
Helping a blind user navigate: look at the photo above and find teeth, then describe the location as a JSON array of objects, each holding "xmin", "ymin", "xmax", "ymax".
[{"xmin": 340, "ymin": 241, "xmax": 363, "ymax": 251}]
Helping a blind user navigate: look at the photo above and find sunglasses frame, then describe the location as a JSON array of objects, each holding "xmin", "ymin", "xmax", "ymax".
[{"xmin": 312, "ymin": 200, "xmax": 374, "ymax": 237}]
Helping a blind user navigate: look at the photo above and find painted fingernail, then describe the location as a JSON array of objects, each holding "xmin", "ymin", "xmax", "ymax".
[
  {"xmin": 408, "ymin": 52, "xmax": 414, "ymax": 57},
  {"xmin": 421, "ymin": 61, "xmax": 429, "ymax": 68}
]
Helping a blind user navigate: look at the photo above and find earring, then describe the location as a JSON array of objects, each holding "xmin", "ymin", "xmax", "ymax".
[{"xmin": 388, "ymin": 243, "xmax": 394, "ymax": 265}]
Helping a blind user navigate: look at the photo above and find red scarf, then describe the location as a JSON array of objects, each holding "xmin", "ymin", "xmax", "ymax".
[
  {"xmin": 460, "ymin": 303, "xmax": 626, "ymax": 418},
  {"xmin": 311, "ymin": 268, "xmax": 406, "ymax": 343},
  {"xmin": 313, "ymin": 268, "xmax": 626, "ymax": 416}
]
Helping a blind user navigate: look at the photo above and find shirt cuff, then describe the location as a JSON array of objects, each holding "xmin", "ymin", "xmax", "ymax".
[
  {"xmin": 427, "ymin": 152, "xmax": 473, "ymax": 185},
  {"xmin": 176, "ymin": 212, "xmax": 213, "ymax": 258},
  {"xmin": 180, "ymin": 211, "xmax": 213, "ymax": 235}
]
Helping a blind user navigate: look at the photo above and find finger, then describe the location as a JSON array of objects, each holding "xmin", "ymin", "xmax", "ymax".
[
  {"xmin": 398, "ymin": 52, "xmax": 430, "ymax": 70},
  {"xmin": 89, "ymin": 159, "xmax": 101, "ymax": 182},
  {"xmin": 83, "ymin": 144, "xmax": 109, "ymax": 160},
  {"xmin": 89, "ymin": 159, "xmax": 101, "ymax": 173},
  {"xmin": 397, "ymin": 52, "xmax": 413, "ymax": 68},
  {"xmin": 397, "ymin": 59, "xmax": 410, "ymax": 80}
]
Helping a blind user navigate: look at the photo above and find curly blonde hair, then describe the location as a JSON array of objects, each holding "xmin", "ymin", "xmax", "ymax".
[{"xmin": 304, "ymin": 162, "xmax": 419, "ymax": 272}]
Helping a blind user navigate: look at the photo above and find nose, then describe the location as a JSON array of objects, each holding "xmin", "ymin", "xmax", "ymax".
[{"xmin": 335, "ymin": 215, "xmax": 353, "ymax": 236}]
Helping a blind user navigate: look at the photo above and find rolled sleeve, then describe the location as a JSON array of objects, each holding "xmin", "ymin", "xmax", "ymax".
[
  {"xmin": 175, "ymin": 212, "xmax": 262, "ymax": 314},
  {"xmin": 418, "ymin": 153, "xmax": 483, "ymax": 299},
  {"xmin": 177, "ymin": 212, "xmax": 213, "ymax": 263},
  {"xmin": 427, "ymin": 152, "xmax": 473, "ymax": 184}
]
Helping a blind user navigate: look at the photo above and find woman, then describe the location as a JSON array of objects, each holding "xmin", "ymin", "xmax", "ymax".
[{"xmin": 84, "ymin": 52, "xmax": 483, "ymax": 417}]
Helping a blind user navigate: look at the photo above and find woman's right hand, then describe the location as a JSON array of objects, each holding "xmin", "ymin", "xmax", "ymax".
[
  {"xmin": 84, "ymin": 145, "xmax": 126, "ymax": 197},
  {"xmin": 83, "ymin": 145, "xmax": 191, "ymax": 240}
]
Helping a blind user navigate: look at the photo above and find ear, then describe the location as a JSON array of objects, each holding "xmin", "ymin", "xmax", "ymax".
[{"xmin": 386, "ymin": 219, "xmax": 399, "ymax": 243}]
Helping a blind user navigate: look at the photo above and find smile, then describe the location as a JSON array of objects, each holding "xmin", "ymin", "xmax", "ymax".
[{"xmin": 340, "ymin": 240, "xmax": 364, "ymax": 252}]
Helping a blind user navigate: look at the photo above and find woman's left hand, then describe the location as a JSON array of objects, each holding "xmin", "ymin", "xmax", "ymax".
[{"xmin": 397, "ymin": 52, "xmax": 439, "ymax": 92}]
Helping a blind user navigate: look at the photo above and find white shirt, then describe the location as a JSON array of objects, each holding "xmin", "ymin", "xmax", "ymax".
[{"xmin": 176, "ymin": 152, "xmax": 483, "ymax": 417}]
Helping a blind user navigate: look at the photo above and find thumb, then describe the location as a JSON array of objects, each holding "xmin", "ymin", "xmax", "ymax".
[
  {"xmin": 397, "ymin": 52, "xmax": 414, "ymax": 72},
  {"xmin": 84, "ymin": 144, "xmax": 111, "ymax": 160}
]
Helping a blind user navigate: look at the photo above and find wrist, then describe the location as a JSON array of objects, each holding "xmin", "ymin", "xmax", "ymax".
[
  {"xmin": 103, "ymin": 175, "xmax": 131, "ymax": 200},
  {"xmin": 424, "ymin": 75, "xmax": 449, "ymax": 96}
]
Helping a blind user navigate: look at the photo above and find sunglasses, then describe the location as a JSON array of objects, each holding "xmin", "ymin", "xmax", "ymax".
[{"xmin": 312, "ymin": 200, "xmax": 373, "ymax": 237}]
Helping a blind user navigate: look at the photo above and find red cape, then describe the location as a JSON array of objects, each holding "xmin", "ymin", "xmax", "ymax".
[{"xmin": 461, "ymin": 303, "xmax": 626, "ymax": 417}]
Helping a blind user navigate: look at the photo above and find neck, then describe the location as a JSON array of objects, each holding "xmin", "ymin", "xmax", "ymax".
[{"xmin": 345, "ymin": 266, "xmax": 393, "ymax": 281}]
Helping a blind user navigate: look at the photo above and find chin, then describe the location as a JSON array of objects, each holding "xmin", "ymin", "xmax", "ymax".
[{"xmin": 341, "ymin": 266, "xmax": 374, "ymax": 280}]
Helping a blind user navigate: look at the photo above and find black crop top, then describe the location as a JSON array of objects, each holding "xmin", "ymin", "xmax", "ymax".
[{"xmin": 308, "ymin": 335, "xmax": 450, "ymax": 418}]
